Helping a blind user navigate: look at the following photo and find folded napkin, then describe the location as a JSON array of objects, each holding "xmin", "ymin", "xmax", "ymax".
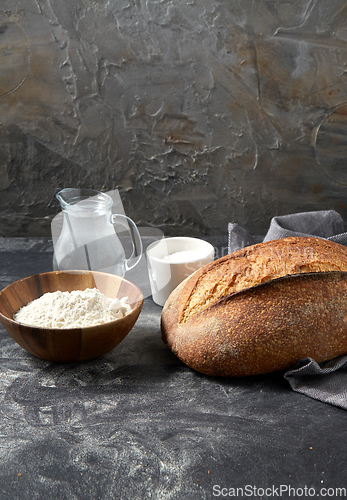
[
  {"xmin": 228, "ymin": 210, "xmax": 347, "ymax": 410},
  {"xmin": 228, "ymin": 209, "xmax": 347, "ymax": 253},
  {"xmin": 284, "ymin": 355, "xmax": 347, "ymax": 410}
]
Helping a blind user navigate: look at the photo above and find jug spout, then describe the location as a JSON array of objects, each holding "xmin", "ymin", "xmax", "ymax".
[
  {"xmin": 55, "ymin": 188, "xmax": 82, "ymax": 211},
  {"xmin": 55, "ymin": 189, "xmax": 68, "ymax": 210}
]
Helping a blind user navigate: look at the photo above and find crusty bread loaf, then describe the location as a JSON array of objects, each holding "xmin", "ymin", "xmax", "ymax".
[{"xmin": 161, "ymin": 237, "xmax": 347, "ymax": 376}]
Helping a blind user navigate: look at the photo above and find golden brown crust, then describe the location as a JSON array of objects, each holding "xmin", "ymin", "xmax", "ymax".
[
  {"xmin": 161, "ymin": 237, "xmax": 347, "ymax": 377},
  {"xmin": 179, "ymin": 236, "xmax": 347, "ymax": 323}
]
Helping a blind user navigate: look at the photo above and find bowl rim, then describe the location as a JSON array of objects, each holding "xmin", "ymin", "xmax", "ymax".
[{"xmin": 0, "ymin": 269, "xmax": 144, "ymax": 332}]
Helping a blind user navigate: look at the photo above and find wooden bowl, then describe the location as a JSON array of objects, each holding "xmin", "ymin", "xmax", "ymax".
[{"xmin": 0, "ymin": 270, "xmax": 144, "ymax": 362}]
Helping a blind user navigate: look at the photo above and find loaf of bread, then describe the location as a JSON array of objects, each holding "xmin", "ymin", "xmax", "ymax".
[{"xmin": 161, "ymin": 236, "xmax": 347, "ymax": 376}]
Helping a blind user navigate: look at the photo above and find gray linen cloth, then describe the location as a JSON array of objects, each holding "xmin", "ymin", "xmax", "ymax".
[{"xmin": 228, "ymin": 210, "xmax": 347, "ymax": 409}]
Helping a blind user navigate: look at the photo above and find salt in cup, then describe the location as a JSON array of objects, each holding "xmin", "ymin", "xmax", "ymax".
[{"xmin": 146, "ymin": 237, "xmax": 215, "ymax": 306}]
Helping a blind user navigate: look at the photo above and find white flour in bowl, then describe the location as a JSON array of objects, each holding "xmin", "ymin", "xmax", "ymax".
[{"xmin": 13, "ymin": 288, "xmax": 132, "ymax": 329}]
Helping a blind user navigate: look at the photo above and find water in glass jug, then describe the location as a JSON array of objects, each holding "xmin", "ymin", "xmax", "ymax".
[{"xmin": 53, "ymin": 188, "xmax": 143, "ymax": 276}]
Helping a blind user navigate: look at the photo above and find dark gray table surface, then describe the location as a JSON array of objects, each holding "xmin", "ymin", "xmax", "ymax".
[{"xmin": 0, "ymin": 237, "xmax": 346, "ymax": 500}]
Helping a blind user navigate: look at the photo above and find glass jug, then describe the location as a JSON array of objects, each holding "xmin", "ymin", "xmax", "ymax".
[{"xmin": 53, "ymin": 188, "xmax": 143, "ymax": 276}]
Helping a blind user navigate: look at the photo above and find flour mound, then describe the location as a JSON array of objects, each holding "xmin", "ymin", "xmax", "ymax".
[{"xmin": 14, "ymin": 288, "xmax": 132, "ymax": 329}]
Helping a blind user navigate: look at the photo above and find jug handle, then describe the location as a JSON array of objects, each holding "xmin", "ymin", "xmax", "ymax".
[{"xmin": 111, "ymin": 214, "xmax": 143, "ymax": 272}]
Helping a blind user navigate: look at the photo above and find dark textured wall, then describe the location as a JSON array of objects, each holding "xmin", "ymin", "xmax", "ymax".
[{"xmin": 1, "ymin": 1, "xmax": 347, "ymax": 238}]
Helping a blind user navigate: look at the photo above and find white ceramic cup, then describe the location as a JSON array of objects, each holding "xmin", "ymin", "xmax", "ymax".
[{"xmin": 146, "ymin": 237, "xmax": 215, "ymax": 306}]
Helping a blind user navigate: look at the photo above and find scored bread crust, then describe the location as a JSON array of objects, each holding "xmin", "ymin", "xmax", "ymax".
[{"xmin": 161, "ymin": 236, "xmax": 347, "ymax": 377}]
